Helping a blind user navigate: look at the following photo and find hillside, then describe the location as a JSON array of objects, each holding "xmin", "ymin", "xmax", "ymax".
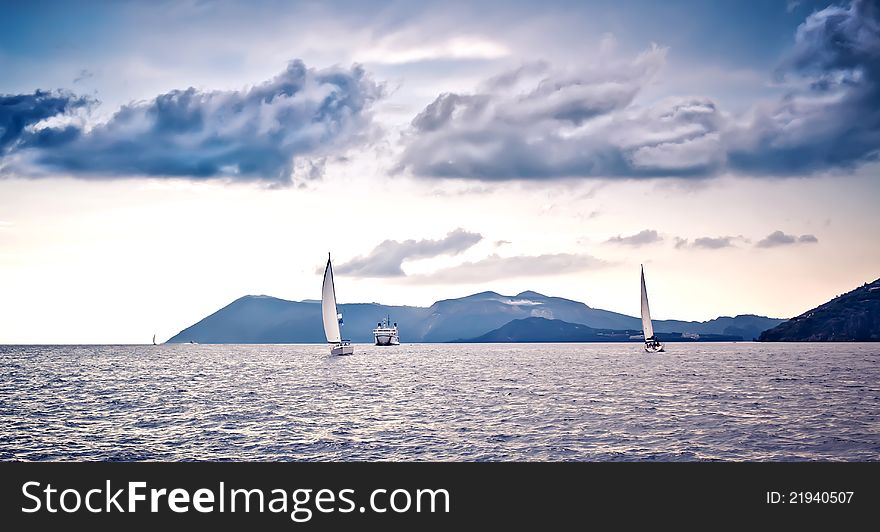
[
  {"xmin": 759, "ymin": 278, "xmax": 880, "ymax": 341},
  {"xmin": 168, "ymin": 296, "xmax": 429, "ymax": 344}
]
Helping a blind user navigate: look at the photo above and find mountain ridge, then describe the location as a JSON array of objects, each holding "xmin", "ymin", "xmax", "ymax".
[
  {"xmin": 759, "ymin": 278, "xmax": 880, "ymax": 341},
  {"xmin": 167, "ymin": 290, "xmax": 784, "ymax": 344}
]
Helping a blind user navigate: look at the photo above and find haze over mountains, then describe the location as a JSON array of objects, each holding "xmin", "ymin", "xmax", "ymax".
[
  {"xmin": 456, "ymin": 317, "xmax": 744, "ymax": 343},
  {"xmin": 167, "ymin": 291, "xmax": 784, "ymax": 344}
]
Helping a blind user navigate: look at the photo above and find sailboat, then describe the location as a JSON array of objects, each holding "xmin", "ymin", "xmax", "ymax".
[
  {"xmin": 152, "ymin": 334, "xmax": 157, "ymax": 346},
  {"xmin": 640, "ymin": 265, "xmax": 665, "ymax": 353},
  {"xmin": 322, "ymin": 254, "xmax": 353, "ymax": 356}
]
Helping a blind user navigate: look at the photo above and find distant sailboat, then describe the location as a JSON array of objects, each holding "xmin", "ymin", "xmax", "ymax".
[
  {"xmin": 322, "ymin": 254, "xmax": 353, "ymax": 356},
  {"xmin": 641, "ymin": 265, "xmax": 665, "ymax": 353},
  {"xmin": 152, "ymin": 334, "xmax": 157, "ymax": 346}
]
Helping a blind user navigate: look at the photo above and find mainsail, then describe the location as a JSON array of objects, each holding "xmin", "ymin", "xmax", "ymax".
[
  {"xmin": 640, "ymin": 265, "xmax": 654, "ymax": 340},
  {"xmin": 321, "ymin": 256, "xmax": 342, "ymax": 344}
]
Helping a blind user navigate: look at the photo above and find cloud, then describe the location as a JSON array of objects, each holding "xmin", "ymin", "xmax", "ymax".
[
  {"xmin": 756, "ymin": 230, "xmax": 819, "ymax": 248},
  {"xmin": 291, "ymin": 157, "xmax": 327, "ymax": 182},
  {"xmin": 727, "ymin": 0, "xmax": 880, "ymax": 176},
  {"xmin": 674, "ymin": 235, "xmax": 748, "ymax": 249},
  {"xmin": 73, "ymin": 69, "xmax": 94, "ymax": 84},
  {"xmin": 397, "ymin": 48, "xmax": 694, "ymax": 180},
  {"xmin": 428, "ymin": 183, "xmax": 493, "ymax": 197},
  {"xmin": 0, "ymin": 90, "xmax": 92, "ymax": 152},
  {"xmin": 494, "ymin": 239, "xmax": 511, "ymax": 247},
  {"xmin": 691, "ymin": 236, "xmax": 735, "ymax": 249},
  {"xmin": 409, "ymin": 252, "xmax": 608, "ymax": 283},
  {"xmin": 606, "ymin": 229, "xmax": 662, "ymax": 246},
  {"xmin": 397, "ymin": 0, "xmax": 880, "ymax": 181},
  {"xmin": 0, "ymin": 60, "xmax": 383, "ymax": 185},
  {"xmin": 334, "ymin": 228, "xmax": 482, "ymax": 277},
  {"xmin": 798, "ymin": 233, "xmax": 819, "ymax": 243},
  {"xmin": 355, "ymin": 34, "xmax": 510, "ymax": 65}
]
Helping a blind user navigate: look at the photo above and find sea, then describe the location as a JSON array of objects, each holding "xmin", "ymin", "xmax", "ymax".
[{"xmin": 1, "ymin": 343, "xmax": 878, "ymax": 461}]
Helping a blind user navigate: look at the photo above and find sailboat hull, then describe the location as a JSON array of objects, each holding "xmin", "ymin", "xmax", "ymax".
[
  {"xmin": 644, "ymin": 341, "xmax": 664, "ymax": 353},
  {"xmin": 331, "ymin": 343, "xmax": 354, "ymax": 356}
]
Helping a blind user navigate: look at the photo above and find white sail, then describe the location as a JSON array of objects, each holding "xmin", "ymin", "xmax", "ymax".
[
  {"xmin": 640, "ymin": 265, "xmax": 654, "ymax": 340},
  {"xmin": 321, "ymin": 256, "xmax": 342, "ymax": 344}
]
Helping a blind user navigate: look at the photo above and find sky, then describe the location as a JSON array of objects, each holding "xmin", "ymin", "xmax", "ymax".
[{"xmin": 1, "ymin": 0, "xmax": 878, "ymax": 343}]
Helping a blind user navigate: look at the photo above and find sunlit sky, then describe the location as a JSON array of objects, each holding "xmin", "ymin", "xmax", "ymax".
[{"xmin": 1, "ymin": 0, "xmax": 878, "ymax": 343}]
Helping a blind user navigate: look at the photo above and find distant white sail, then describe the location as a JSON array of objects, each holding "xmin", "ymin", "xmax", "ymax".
[
  {"xmin": 640, "ymin": 265, "xmax": 654, "ymax": 340},
  {"xmin": 322, "ymin": 256, "xmax": 342, "ymax": 344}
]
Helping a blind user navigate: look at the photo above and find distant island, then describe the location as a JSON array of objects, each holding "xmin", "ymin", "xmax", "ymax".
[
  {"xmin": 759, "ymin": 278, "xmax": 880, "ymax": 341},
  {"xmin": 454, "ymin": 317, "xmax": 743, "ymax": 343},
  {"xmin": 167, "ymin": 290, "xmax": 784, "ymax": 344}
]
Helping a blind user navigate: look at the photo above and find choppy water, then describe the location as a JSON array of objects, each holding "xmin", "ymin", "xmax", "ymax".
[{"xmin": 1, "ymin": 343, "xmax": 878, "ymax": 461}]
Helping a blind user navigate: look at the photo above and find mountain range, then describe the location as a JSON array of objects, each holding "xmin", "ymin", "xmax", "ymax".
[
  {"xmin": 759, "ymin": 278, "xmax": 880, "ymax": 341},
  {"xmin": 166, "ymin": 290, "xmax": 785, "ymax": 344}
]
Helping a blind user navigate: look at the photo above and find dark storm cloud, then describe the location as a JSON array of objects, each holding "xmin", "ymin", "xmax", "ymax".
[
  {"xmin": 0, "ymin": 90, "xmax": 91, "ymax": 152},
  {"xmin": 1, "ymin": 60, "xmax": 383, "ymax": 184},
  {"xmin": 605, "ymin": 229, "xmax": 662, "ymax": 246},
  {"xmin": 756, "ymin": 230, "xmax": 819, "ymax": 248},
  {"xmin": 398, "ymin": 0, "xmax": 880, "ymax": 181},
  {"xmin": 334, "ymin": 228, "xmax": 483, "ymax": 277},
  {"xmin": 727, "ymin": 0, "xmax": 880, "ymax": 175}
]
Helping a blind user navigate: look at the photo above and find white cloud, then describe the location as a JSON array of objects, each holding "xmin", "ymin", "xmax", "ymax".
[
  {"xmin": 335, "ymin": 228, "xmax": 483, "ymax": 277},
  {"xmin": 756, "ymin": 230, "xmax": 819, "ymax": 248},
  {"xmin": 606, "ymin": 229, "xmax": 662, "ymax": 246},
  {"xmin": 408, "ymin": 252, "xmax": 609, "ymax": 283},
  {"xmin": 355, "ymin": 34, "xmax": 510, "ymax": 64}
]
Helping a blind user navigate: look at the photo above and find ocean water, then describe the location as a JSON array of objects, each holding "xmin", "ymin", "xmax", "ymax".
[{"xmin": 0, "ymin": 343, "xmax": 878, "ymax": 461}]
